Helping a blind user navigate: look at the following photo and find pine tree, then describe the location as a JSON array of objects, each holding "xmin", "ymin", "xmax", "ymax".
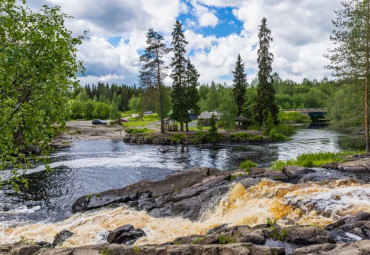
[
  {"xmin": 139, "ymin": 28, "xmax": 171, "ymax": 133},
  {"xmin": 326, "ymin": 0, "xmax": 370, "ymax": 152},
  {"xmin": 170, "ymin": 20, "xmax": 188, "ymax": 131},
  {"xmin": 232, "ymin": 54, "xmax": 247, "ymax": 116},
  {"xmin": 184, "ymin": 59, "xmax": 200, "ymax": 131},
  {"xmin": 255, "ymin": 17, "xmax": 278, "ymax": 127}
]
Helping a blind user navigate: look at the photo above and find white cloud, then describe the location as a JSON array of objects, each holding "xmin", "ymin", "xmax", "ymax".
[{"xmin": 27, "ymin": 0, "xmax": 343, "ymax": 85}]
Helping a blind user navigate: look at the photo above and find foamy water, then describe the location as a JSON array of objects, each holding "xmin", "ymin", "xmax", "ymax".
[{"xmin": 1, "ymin": 179, "xmax": 369, "ymax": 247}]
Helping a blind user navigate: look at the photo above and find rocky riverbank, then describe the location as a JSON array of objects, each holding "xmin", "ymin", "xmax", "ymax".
[{"xmin": 1, "ymin": 156, "xmax": 370, "ymax": 254}]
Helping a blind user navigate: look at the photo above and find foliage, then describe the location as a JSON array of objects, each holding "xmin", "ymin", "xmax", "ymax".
[
  {"xmin": 132, "ymin": 246, "xmax": 141, "ymax": 255},
  {"xmin": 170, "ymin": 134, "xmax": 187, "ymax": 143},
  {"xmin": 109, "ymin": 103, "xmax": 121, "ymax": 123},
  {"xmin": 264, "ymin": 111, "xmax": 275, "ymax": 135},
  {"xmin": 125, "ymin": 128, "xmax": 154, "ymax": 134},
  {"xmin": 278, "ymin": 111, "xmax": 311, "ymax": 124},
  {"xmin": 255, "ymin": 18, "xmax": 278, "ymax": 125},
  {"xmin": 326, "ymin": 0, "xmax": 370, "ymax": 152},
  {"xmin": 0, "ymin": 0, "xmax": 83, "ymax": 190},
  {"xmin": 239, "ymin": 160, "xmax": 257, "ymax": 173},
  {"xmin": 232, "ymin": 54, "xmax": 247, "ymax": 116},
  {"xmin": 218, "ymin": 235, "xmax": 236, "ymax": 244},
  {"xmin": 192, "ymin": 236, "xmax": 207, "ymax": 244},
  {"xmin": 219, "ymin": 90, "xmax": 238, "ymax": 137},
  {"xmin": 230, "ymin": 132, "xmax": 264, "ymax": 142},
  {"xmin": 129, "ymin": 96, "xmax": 143, "ymax": 113},
  {"xmin": 208, "ymin": 114, "xmax": 219, "ymax": 142},
  {"xmin": 269, "ymin": 129, "xmax": 290, "ymax": 142},
  {"xmin": 271, "ymin": 151, "xmax": 361, "ymax": 170}
]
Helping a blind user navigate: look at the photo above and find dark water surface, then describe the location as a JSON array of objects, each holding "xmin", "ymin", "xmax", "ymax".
[{"xmin": 0, "ymin": 125, "xmax": 346, "ymax": 226}]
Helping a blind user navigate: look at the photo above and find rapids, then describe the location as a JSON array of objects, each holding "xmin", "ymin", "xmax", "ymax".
[
  {"xmin": 1, "ymin": 179, "xmax": 369, "ymax": 247},
  {"xmin": 1, "ymin": 124, "xmax": 368, "ymax": 247}
]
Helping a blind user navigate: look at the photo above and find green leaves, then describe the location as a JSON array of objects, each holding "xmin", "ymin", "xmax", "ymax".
[{"xmin": 0, "ymin": 0, "xmax": 83, "ymax": 190}]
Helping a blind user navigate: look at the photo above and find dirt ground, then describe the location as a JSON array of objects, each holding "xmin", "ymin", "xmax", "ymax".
[{"xmin": 51, "ymin": 121, "xmax": 126, "ymax": 148}]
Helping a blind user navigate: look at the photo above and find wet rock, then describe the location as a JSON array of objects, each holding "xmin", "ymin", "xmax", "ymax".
[
  {"xmin": 282, "ymin": 165, "xmax": 315, "ymax": 182},
  {"xmin": 325, "ymin": 212, "xmax": 370, "ymax": 243},
  {"xmin": 107, "ymin": 224, "xmax": 146, "ymax": 245},
  {"xmin": 53, "ymin": 230, "xmax": 75, "ymax": 247},
  {"xmin": 207, "ymin": 224, "xmax": 229, "ymax": 235},
  {"xmin": 34, "ymin": 242, "xmax": 53, "ymax": 248},
  {"xmin": 173, "ymin": 234, "xmax": 204, "ymax": 245},
  {"xmin": 72, "ymin": 167, "xmax": 225, "ymax": 213},
  {"xmin": 10, "ymin": 244, "xmax": 41, "ymax": 255},
  {"xmin": 336, "ymin": 158, "xmax": 370, "ymax": 173},
  {"xmin": 285, "ymin": 226, "xmax": 334, "ymax": 245},
  {"xmin": 293, "ymin": 240, "xmax": 370, "ymax": 255}
]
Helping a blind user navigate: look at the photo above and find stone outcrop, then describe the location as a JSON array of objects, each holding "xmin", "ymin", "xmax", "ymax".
[
  {"xmin": 52, "ymin": 229, "xmax": 74, "ymax": 247},
  {"xmin": 72, "ymin": 167, "xmax": 234, "ymax": 221},
  {"xmin": 107, "ymin": 225, "xmax": 146, "ymax": 245}
]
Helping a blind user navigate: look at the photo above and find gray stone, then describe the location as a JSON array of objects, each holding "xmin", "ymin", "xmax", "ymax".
[{"xmin": 53, "ymin": 230, "xmax": 75, "ymax": 247}]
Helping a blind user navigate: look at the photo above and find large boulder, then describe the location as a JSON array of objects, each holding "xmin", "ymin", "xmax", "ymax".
[
  {"xmin": 336, "ymin": 158, "xmax": 370, "ymax": 173},
  {"xmin": 282, "ymin": 165, "xmax": 315, "ymax": 183},
  {"xmin": 107, "ymin": 224, "xmax": 146, "ymax": 246},
  {"xmin": 52, "ymin": 229, "xmax": 74, "ymax": 247}
]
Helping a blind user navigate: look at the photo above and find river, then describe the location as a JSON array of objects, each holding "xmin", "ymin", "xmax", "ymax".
[{"xmin": 0, "ymin": 124, "xmax": 357, "ymax": 246}]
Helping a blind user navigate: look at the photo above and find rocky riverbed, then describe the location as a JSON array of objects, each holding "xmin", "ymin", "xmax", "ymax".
[{"xmin": 1, "ymin": 156, "xmax": 370, "ymax": 254}]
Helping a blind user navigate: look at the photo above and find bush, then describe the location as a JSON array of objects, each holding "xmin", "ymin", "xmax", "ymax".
[
  {"xmin": 278, "ymin": 111, "xmax": 311, "ymax": 124},
  {"xmin": 170, "ymin": 134, "xmax": 187, "ymax": 143},
  {"xmin": 125, "ymin": 128, "xmax": 154, "ymax": 134},
  {"xmin": 269, "ymin": 128, "xmax": 290, "ymax": 142},
  {"xmin": 239, "ymin": 159, "xmax": 257, "ymax": 173}
]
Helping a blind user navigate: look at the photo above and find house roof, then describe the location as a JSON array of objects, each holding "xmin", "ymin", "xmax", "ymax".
[{"xmin": 198, "ymin": 111, "xmax": 212, "ymax": 119}]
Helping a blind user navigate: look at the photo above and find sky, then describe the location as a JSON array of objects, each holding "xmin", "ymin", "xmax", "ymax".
[{"xmin": 28, "ymin": 0, "xmax": 342, "ymax": 86}]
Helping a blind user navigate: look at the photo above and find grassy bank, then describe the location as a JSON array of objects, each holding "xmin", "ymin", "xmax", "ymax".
[{"xmin": 271, "ymin": 151, "xmax": 362, "ymax": 170}]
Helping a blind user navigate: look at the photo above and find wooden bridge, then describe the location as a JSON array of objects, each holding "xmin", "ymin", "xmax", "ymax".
[{"xmin": 284, "ymin": 108, "xmax": 327, "ymax": 117}]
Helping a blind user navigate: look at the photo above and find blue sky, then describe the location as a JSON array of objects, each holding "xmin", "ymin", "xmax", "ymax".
[{"xmin": 29, "ymin": 0, "xmax": 342, "ymax": 86}]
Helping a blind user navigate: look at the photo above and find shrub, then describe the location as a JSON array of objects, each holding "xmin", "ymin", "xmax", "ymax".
[
  {"xmin": 218, "ymin": 235, "xmax": 236, "ymax": 244},
  {"xmin": 170, "ymin": 134, "xmax": 187, "ymax": 143},
  {"xmin": 269, "ymin": 128, "xmax": 290, "ymax": 142},
  {"xmin": 239, "ymin": 159, "xmax": 257, "ymax": 173},
  {"xmin": 125, "ymin": 128, "xmax": 154, "ymax": 134}
]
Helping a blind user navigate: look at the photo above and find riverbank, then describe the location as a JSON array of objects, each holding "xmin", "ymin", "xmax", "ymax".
[
  {"xmin": 51, "ymin": 121, "xmax": 125, "ymax": 148},
  {"xmin": 1, "ymin": 155, "xmax": 369, "ymax": 254}
]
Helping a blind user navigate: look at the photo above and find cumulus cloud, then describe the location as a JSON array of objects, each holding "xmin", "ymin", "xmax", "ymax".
[{"xmin": 27, "ymin": 0, "xmax": 343, "ymax": 85}]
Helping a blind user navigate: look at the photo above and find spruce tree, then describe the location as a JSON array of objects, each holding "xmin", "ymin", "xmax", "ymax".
[
  {"xmin": 139, "ymin": 28, "xmax": 170, "ymax": 133},
  {"xmin": 184, "ymin": 59, "xmax": 200, "ymax": 131},
  {"xmin": 232, "ymin": 54, "xmax": 247, "ymax": 116},
  {"xmin": 170, "ymin": 20, "xmax": 188, "ymax": 131},
  {"xmin": 326, "ymin": 0, "xmax": 370, "ymax": 152},
  {"xmin": 255, "ymin": 17, "xmax": 278, "ymax": 127}
]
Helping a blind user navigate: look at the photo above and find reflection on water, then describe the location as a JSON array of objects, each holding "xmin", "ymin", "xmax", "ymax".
[{"xmin": 0, "ymin": 125, "xmax": 346, "ymax": 226}]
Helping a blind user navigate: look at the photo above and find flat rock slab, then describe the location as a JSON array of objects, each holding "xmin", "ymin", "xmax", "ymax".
[{"xmin": 337, "ymin": 158, "xmax": 370, "ymax": 173}]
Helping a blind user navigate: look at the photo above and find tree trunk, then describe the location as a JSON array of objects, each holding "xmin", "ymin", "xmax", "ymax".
[
  {"xmin": 180, "ymin": 121, "xmax": 184, "ymax": 132},
  {"xmin": 156, "ymin": 49, "xmax": 165, "ymax": 134},
  {"xmin": 186, "ymin": 122, "xmax": 189, "ymax": 132},
  {"xmin": 366, "ymin": 1, "xmax": 370, "ymax": 153}
]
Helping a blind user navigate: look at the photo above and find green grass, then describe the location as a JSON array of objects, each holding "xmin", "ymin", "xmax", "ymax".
[
  {"xmin": 218, "ymin": 235, "xmax": 236, "ymax": 244},
  {"xmin": 189, "ymin": 126, "xmax": 211, "ymax": 131},
  {"xmin": 123, "ymin": 121, "xmax": 152, "ymax": 127},
  {"xmin": 239, "ymin": 159, "xmax": 257, "ymax": 173},
  {"xmin": 230, "ymin": 132, "xmax": 265, "ymax": 142},
  {"xmin": 192, "ymin": 236, "xmax": 207, "ymax": 244},
  {"xmin": 125, "ymin": 128, "xmax": 155, "ymax": 134},
  {"xmin": 271, "ymin": 151, "xmax": 362, "ymax": 170},
  {"xmin": 269, "ymin": 128, "xmax": 290, "ymax": 142}
]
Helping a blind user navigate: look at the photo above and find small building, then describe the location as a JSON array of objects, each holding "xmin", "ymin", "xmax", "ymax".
[
  {"xmin": 235, "ymin": 115, "xmax": 249, "ymax": 130},
  {"xmin": 164, "ymin": 117, "xmax": 178, "ymax": 132},
  {"xmin": 198, "ymin": 111, "xmax": 219, "ymax": 126}
]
